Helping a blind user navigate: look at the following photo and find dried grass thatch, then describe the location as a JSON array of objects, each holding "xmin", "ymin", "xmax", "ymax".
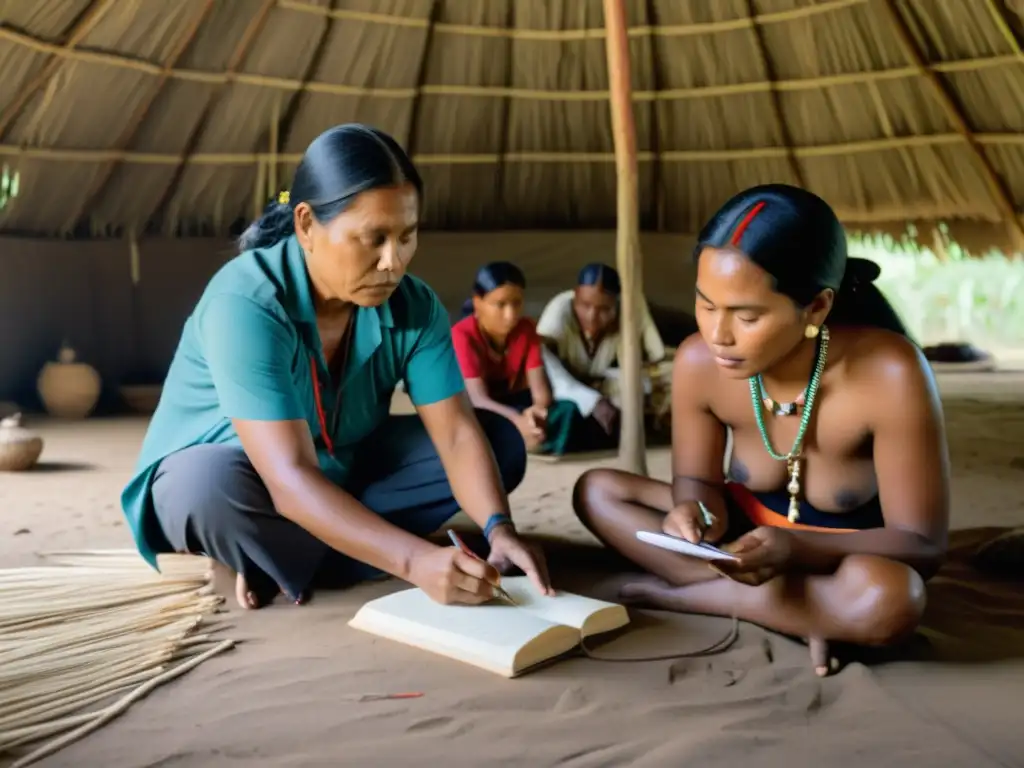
[
  {"xmin": 0, "ymin": 550, "xmax": 234, "ymax": 767},
  {"xmin": 0, "ymin": 0, "xmax": 1021, "ymax": 238}
]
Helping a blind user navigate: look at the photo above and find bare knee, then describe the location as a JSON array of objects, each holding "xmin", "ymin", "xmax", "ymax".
[
  {"xmin": 835, "ymin": 554, "xmax": 927, "ymax": 646},
  {"xmin": 572, "ymin": 469, "xmax": 630, "ymax": 530}
]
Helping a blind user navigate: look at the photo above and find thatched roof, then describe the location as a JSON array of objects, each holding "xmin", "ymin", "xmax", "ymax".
[{"xmin": 0, "ymin": 0, "xmax": 1022, "ymax": 239}]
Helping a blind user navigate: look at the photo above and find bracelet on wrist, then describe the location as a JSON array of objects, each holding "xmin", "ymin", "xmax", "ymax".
[{"xmin": 484, "ymin": 513, "xmax": 515, "ymax": 541}]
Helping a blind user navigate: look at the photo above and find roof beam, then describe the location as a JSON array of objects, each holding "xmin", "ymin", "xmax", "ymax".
[
  {"xmin": 0, "ymin": 0, "xmax": 117, "ymax": 139},
  {"xmin": 877, "ymin": 0, "xmax": 1024, "ymax": 250},
  {"xmin": 493, "ymin": 0, "xmax": 516, "ymax": 223},
  {"xmin": 743, "ymin": 0, "xmax": 806, "ymax": 188},
  {"xmin": 269, "ymin": 0, "xmax": 340, "ymax": 199},
  {"xmin": 405, "ymin": 0, "xmax": 441, "ymax": 157},
  {"xmin": 4, "ymin": 131, "xmax": 1022, "ymax": 166},
  {"xmin": 146, "ymin": 0, "xmax": 277, "ymax": 233},
  {"xmin": 642, "ymin": 0, "xmax": 665, "ymax": 231},
  {"xmin": 276, "ymin": 0, "xmax": 867, "ymax": 39},
  {"xmin": 982, "ymin": 0, "xmax": 1024, "ymax": 58},
  {"xmin": 0, "ymin": 23, "xmax": 1016, "ymax": 102},
  {"xmin": 69, "ymin": 0, "xmax": 216, "ymax": 232}
]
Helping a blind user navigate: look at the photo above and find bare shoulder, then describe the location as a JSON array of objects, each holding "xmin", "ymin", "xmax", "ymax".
[
  {"xmin": 673, "ymin": 332, "xmax": 718, "ymax": 375},
  {"xmin": 672, "ymin": 333, "xmax": 721, "ymax": 405},
  {"xmin": 840, "ymin": 327, "xmax": 940, "ymax": 413},
  {"xmin": 843, "ymin": 327, "xmax": 930, "ymax": 379}
]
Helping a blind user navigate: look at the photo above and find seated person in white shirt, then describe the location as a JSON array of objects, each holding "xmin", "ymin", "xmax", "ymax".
[{"xmin": 536, "ymin": 264, "xmax": 671, "ymax": 446}]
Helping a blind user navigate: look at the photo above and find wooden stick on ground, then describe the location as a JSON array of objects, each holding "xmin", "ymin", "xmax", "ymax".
[
  {"xmin": 9, "ymin": 639, "xmax": 236, "ymax": 768},
  {"xmin": 0, "ymin": 551, "xmax": 236, "ymax": 765}
]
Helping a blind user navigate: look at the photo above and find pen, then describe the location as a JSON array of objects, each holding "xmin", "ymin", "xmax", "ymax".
[
  {"xmin": 446, "ymin": 529, "xmax": 518, "ymax": 606},
  {"xmin": 696, "ymin": 501, "xmax": 716, "ymax": 542}
]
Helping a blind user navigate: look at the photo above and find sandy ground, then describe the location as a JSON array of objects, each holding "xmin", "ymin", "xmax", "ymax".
[{"xmin": 2, "ymin": 371, "xmax": 1024, "ymax": 767}]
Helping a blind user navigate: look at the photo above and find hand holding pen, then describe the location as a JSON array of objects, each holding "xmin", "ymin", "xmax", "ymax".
[
  {"xmin": 447, "ymin": 530, "xmax": 518, "ymax": 605},
  {"xmin": 406, "ymin": 534, "xmax": 507, "ymax": 606},
  {"xmin": 662, "ymin": 499, "xmax": 722, "ymax": 544}
]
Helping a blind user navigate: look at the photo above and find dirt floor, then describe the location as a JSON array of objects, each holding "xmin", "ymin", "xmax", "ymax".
[{"xmin": 2, "ymin": 370, "xmax": 1023, "ymax": 767}]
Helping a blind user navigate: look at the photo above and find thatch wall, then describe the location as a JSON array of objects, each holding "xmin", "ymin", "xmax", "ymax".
[{"xmin": 0, "ymin": 0, "xmax": 1021, "ymax": 236}]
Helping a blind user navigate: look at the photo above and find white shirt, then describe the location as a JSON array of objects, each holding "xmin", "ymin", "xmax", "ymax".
[{"xmin": 536, "ymin": 289, "xmax": 666, "ymax": 416}]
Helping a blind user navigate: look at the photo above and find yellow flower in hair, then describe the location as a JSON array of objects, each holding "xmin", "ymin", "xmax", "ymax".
[{"xmin": 277, "ymin": 190, "xmax": 290, "ymax": 205}]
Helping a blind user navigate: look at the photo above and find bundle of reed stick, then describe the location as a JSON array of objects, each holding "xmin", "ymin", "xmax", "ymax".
[{"xmin": 0, "ymin": 550, "xmax": 236, "ymax": 767}]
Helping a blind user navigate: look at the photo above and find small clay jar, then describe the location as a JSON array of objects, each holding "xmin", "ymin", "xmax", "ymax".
[
  {"xmin": 0, "ymin": 413, "xmax": 44, "ymax": 471},
  {"xmin": 37, "ymin": 343, "xmax": 102, "ymax": 419}
]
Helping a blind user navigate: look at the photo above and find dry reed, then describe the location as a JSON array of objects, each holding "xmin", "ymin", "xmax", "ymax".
[{"xmin": 0, "ymin": 549, "xmax": 236, "ymax": 767}]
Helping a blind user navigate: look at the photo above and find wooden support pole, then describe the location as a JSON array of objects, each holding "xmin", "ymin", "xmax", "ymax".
[{"xmin": 602, "ymin": 0, "xmax": 647, "ymax": 476}]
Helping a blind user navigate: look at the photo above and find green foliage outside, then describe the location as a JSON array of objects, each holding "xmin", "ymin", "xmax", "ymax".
[{"xmin": 848, "ymin": 223, "xmax": 1024, "ymax": 350}]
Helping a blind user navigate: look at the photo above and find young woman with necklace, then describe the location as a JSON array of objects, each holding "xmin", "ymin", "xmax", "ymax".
[{"xmin": 572, "ymin": 184, "xmax": 949, "ymax": 675}]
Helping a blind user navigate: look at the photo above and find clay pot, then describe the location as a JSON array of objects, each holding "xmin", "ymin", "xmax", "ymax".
[
  {"xmin": 37, "ymin": 344, "xmax": 102, "ymax": 419},
  {"xmin": 0, "ymin": 413, "xmax": 44, "ymax": 471},
  {"xmin": 120, "ymin": 384, "xmax": 163, "ymax": 414}
]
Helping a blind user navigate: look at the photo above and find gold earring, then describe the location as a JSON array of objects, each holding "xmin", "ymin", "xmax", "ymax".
[{"xmin": 804, "ymin": 324, "xmax": 819, "ymax": 339}]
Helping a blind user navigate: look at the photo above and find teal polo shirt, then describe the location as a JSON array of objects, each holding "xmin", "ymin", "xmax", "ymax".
[{"xmin": 121, "ymin": 234, "xmax": 465, "ymax": 568}]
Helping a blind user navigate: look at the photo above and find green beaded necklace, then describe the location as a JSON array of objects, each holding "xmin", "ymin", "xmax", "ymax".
[{"xmin": 748, "ymin": 325, "xmax": 830, "ymax": 522}]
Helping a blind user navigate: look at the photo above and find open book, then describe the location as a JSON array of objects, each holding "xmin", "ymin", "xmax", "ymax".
[{"xmin": 348, "ymin": 576, "xmax": 630, "ymax": 678}]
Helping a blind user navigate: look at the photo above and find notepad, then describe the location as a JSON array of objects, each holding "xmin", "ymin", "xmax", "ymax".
[
  {"xmin": 636, "ymin": 530, "xmax": 739, "ymax": 562},
  {"xmin": 348, "ymin": 577, "xmax": 630, "ymax": 678}
]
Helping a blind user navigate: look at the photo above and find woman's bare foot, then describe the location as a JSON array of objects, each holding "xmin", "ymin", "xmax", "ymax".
[
  {"xmin": 620, "ymin": 575, "xmax": 844, "ymax": 677},
  {"xmin": 618, "ymin": 573, "xmax": 688, "ymax": 607},
  {"xmin": 233, "ymin": 573, "xmax": 311, "ymax": 610},
  {"xmin": 808, "ymin": 636, "xmax": 839, "ymax": 677},
  {"xmin": 235, "ymin": 573, "xmax": 260, "ymax": 610}
]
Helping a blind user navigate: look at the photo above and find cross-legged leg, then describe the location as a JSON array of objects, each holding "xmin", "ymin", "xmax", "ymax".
[{"xmin": 572, "ymin": 467, "xmax": 927, "ymax": 674}]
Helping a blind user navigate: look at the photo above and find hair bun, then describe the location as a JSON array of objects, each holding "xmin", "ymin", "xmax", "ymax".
[{"xmin": 842, "ymin": 257, "xmax": 881, "ymax": 287}]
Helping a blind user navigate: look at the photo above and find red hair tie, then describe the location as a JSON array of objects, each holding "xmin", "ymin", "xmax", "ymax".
[{"xmin": 730, "ymin": 201, "xmax": 765, "ymax": 247}]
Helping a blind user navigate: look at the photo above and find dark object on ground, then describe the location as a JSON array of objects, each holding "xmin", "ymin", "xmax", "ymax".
[
  {"xmin": 922, "ymin": 342, "xmax": 996, "ymax": 372},
  {"xmin": 972, "ymin": 528, "xmax": 1024, "ymax": 580}
]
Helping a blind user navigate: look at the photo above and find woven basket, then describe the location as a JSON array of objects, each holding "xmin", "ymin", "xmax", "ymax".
[{"xmin": 0, "ymin": 413, "xmax": 44, "ymax": 471}]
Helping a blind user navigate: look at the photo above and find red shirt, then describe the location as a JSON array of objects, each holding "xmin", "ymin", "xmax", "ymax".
[{"xmin": 451, "ymin": 316, "xmax": 543, "ymax": 397}]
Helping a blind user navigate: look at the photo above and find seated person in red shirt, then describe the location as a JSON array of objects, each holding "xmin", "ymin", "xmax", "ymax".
[{"xmin": 451, "ymin": 262, "xmax": 553, "ymax": 451}]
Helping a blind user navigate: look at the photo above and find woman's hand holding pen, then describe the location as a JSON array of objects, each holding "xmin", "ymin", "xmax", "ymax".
[
  {"xmin": 408, "ymin": 546, "xmax": 502, "ymax": 605},
  {"xmin": 663, "ymin": 499, "xmax": 728, "ymax": 544}
]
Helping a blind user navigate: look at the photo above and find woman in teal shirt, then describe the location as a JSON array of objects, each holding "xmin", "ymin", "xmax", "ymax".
[{"xmin": 121, "ymin": 124, "xmax": 551, "ymax": 610}]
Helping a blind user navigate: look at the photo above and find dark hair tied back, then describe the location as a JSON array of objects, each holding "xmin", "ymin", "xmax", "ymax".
[
  {"xmin": 237, "ymin": 195, "xmax": 296, "ymax": 252},
  {"xmin": 695, "ymin": 184, "xmax": 910, "ymax": 338},
  {"xmin": 460, "ymin": 261, "xmax": 527, "ymax": 318},
  {"xmin": 577, "ymin": 263, "xmax": 621, "ymax": 296},
  {"xmin": 237, "ymin": 123, "xmax": 423, "ymax": 253}
]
